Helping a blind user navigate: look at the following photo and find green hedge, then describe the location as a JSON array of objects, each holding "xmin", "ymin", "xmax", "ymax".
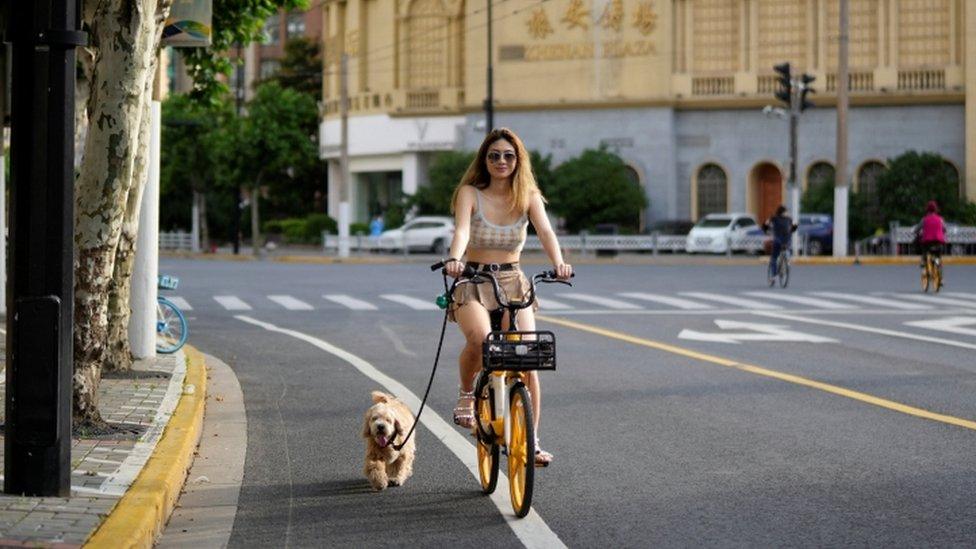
[{"xmin": 264, "ymin": 213, "xmax": 337, "ymax": 244}]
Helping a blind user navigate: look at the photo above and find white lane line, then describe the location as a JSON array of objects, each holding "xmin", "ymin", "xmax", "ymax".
[
  {"xmin": 617, "ymin": 292, "xmax": 714, "ymax": 310},
  {"xmin": 324, "ymin": 294, "xmax": 379, "ymax": 311},
  {"xmin": 380, "ymin": 294, "xmax": 439, "ymax": 310},
  {"xmin": 167, "ymin": 296, "xmax": 193, "ymax": 311},
  {"xmin": 753, "ymin": 311, "xmax": 976, "ymax": 351},
  {"xmin": 742, "ymin": 292, "xmax": 856, "ymax": 310},
  {"xmin": 809, "ymin": 292, "xmax": 931, "ymax": 310},
  {"xmin": 556, "ymin": 293, "xmax": 642, "ymax": 310},
  {"xmin": 679, "ymin": 292, "xmax": 783, "ymax": 310},
  {"xmin": 214, "ymin": 296, "xmax": 252, "ymax": 311},
  {"xmin": 884, "ymin": 293, "xmax": 976, "ymax": 309},
  {"xmin": 268, "ymin": 295, "xmax": 314, "ymax": 311},
  {"xmin": 945, "ymin": 292, "xmax": 976, "ymax": 301},
  {"xmin": 537, "ymin": 298, "xmax": 574, "ymax": 310},
  {"xmin": 235, "ymin": 315, "xmax": 565, "ymax": 548}
]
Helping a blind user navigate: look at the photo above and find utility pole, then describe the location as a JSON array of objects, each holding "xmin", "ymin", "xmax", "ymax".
[
  {"xmin": 338, "ymin": 53, "xmax": 350, "ymax": 258},
  {"xmin": 484, "ymin": 0, "xmax": 494, "ymax": 134},
  {"xmin": 0, "ymin": 43, "xmax": 8, "ymax": 317},
  {"xmin": 233, "ymin": 42, "xmax": 244, "ymax": 254},
  {"xmin": 833, "ymin": 0, "xmax": 850, "ymax": 257},
  {"xmin": 773, "ymin": 62, "xmax": 814, "ymax": 254},
  {"xmin": 6, "ymin": 0, "xmax": 85, "ymax": 497}
]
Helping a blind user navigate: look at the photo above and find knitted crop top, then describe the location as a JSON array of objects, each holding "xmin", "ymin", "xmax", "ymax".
[{"xmin": 468, "ymin": 190, "xmax": 528, "ymax": 252}]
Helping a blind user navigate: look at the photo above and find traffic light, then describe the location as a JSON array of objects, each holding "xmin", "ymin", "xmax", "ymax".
[
  {"xmin": 799, "ymin": 73, "xmax": 816, "ymax": 111},
  {"xmin": 773, "ymin": 62, "xmax": 792, "ymax": 106}
]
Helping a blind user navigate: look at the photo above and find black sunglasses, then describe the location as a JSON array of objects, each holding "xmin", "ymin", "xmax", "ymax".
[{"xmin": 486, "ymin": 151, "xmax": 517, "ymax": 163}]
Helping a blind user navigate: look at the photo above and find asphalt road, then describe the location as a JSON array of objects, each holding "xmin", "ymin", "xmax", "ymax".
[{"xmin": 161, "ymin": 257, "xmax": 976, "ymax": 547}]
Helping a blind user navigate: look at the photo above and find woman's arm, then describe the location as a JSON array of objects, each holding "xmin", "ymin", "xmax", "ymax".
[
  {"xmin": 527, "ymin": 192, "xmax": 573, "ymax": 279},
  {"xmin": 446, "ymin": 186, "xmax": 475, "ymax": 277}
]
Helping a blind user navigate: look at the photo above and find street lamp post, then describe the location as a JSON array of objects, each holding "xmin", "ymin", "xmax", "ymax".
[{"xmin": 484, "ymin": 0, "xmax": 493, "ymax": 135}]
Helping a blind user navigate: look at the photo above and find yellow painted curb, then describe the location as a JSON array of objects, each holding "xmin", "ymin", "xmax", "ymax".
[{"xmin": 85, "ymin": 346, "xmax": 208, "ymax": 549}]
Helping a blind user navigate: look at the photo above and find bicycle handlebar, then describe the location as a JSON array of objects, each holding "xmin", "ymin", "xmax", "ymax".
[{"xmin": 430, "ymin": 261, "xmax": 573, "ymax": 312}]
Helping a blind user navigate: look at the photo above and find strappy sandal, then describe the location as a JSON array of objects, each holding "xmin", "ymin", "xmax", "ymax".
[
  {"xmin": 453, "ymin": 388, "xmax": 475, "ymax": 429},
  {"xmin": 534, "ymin": 439, "xmax": 553, "ymax": 467}
]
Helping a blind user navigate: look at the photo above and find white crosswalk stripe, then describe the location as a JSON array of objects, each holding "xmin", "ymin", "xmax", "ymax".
[
  {"xmin": 809, "ymin": 292, "xmax": 931, "ymax": 310},
  {"xmin": 380, "ymin": 294, "xmax": 440, "ymax": 310},
  {"xmin": 945, "ymin": 292, "xmax": 976, "ymax": 301},
  {"xmin": 268, "ymin": 295, "xmax": 314, "ymax": 310},
  {"xmin": 324, "ymin": 294, "xmax": 379, "ymax": 311},
  {"xmin": 556, "ymin": 293, "xmax": 643, "ymax": 310},
  {"xmin": 537, "ymin": 298, "xmax": 574, "ymax": 310},
  {"xmin": 214, "ymin": 295, "xmax": 252, "ymax": 311},
  {"xmin": 679, "ymin": 292, "xmax": 783, "ymax": 310},
  {"xmin": 884, "ymin": 293, "xmax": 976, "ymax": 309},
  {"xmin": 617, "ymin": 292, "xmax": 714, "ymax": 310},
  {"xmin": 167, "ymin": 296, "xmax": 193, "ymax": 311},
  {"xmin": 742, "ymin": 291, "xmax": 856, "ymax": 310}
]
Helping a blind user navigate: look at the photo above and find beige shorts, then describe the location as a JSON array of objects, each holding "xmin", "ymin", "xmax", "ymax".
[{"xmin": 448, "ymin": 266, "xmax": 540, "ymax": 322}]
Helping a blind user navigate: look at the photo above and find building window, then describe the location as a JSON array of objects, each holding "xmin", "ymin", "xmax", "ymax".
[
  {"xmin": 806, "ymin": 162, "xmax": 835, "ymax": 190},
  {"xmin": 260, "ymin": 59, "xmax": 281, "ymax": 79},
  {"xmin": 263, "ymin": 13, "xmax": 281, "ymax": 45},
  {"xmin": 696, "ymin": 163, "xmax": 728, "ymax": 218},
  {"xmin": 856, "ymin": 160, "xmax": 885, "ymax": 197},
  {"xmin": 286, "ymin": 12, "xmax": 306, "ymax": 40},
  {"xmin": 406, "ymin": 0, "xmax": 448, "ymax": 89}
]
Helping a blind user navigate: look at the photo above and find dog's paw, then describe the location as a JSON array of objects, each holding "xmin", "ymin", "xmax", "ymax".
[
  {"xmin": 369, "ymin": 479, "xmax": 388, "ymax": 491},
  {"xmin": 387, "ymin": 479, "xmax": 401, "ymax": 487}
]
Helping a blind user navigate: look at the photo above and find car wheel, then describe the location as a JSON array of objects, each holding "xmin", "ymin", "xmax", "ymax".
[
  {"xmin": 807, "ymin": 240, "xmax": 823, "ymax": 256},
  {"xmin": 432, "ymin": 238, "xmax": 446, "ymax": 255}
]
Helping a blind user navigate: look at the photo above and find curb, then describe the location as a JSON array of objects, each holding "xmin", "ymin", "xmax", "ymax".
[{"xmin": 85, "ymin": 346, "xmax": 208, "ymax": 549}]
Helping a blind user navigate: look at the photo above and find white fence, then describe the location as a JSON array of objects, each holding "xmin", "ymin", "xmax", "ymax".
[{"xmin": 159, "ymin": 230, "xmax": 194, "ymax": 251}]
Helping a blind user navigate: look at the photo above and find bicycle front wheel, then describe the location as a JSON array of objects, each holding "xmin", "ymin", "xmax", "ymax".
[
  {"xmin": 921, "ymin": 258, "xmax": 931, "ymax": 292},
  {"xmin": 156, "ymin": 297, "xmax": 188, "ymax": 354},
  {"xmin": 474, "ymin": 373, "xmax": 499, "ymax": 495},
  {"xmin": 508, "ymin": 382, "xmax": 535, "ymax": 518},
  {"xmin": 778, "ymin": 255, "xmax": 790, "ymax": 288},
  {"xmin": 933, "ymin": 259, "xmax": 943, "ymax": 292}
]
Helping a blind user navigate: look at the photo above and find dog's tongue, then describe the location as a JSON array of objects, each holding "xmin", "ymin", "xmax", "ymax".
[{"xmin": 377, "ymin": 435, "xmax": 389, "ymax": 447}]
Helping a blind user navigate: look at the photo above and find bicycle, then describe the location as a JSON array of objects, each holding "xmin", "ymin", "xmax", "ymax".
[
  {"xmin": 434, "ymin": 262, "xmax": 571, "ymax": 518},
  {"xmin": 157, "ymin": 275, "xmax": 188, "ymax": 354},
  {"xmin": 767, "ymin": 246, "xmax": 790, "ymax": 288},
  {"xmin": 920, "ymin": 247, "xmax": 942, "ymax": 293}
]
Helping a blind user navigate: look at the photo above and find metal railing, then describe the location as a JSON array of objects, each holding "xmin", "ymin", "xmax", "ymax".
[
  {"xmin": 159, "ymin": 230, "xmax": 194, "ymax": 251},
  {"xmin": 855, "ymin": 223, "xmax": 976, "ymax": 257}
]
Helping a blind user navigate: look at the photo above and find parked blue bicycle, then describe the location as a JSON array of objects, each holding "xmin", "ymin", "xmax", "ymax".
[{"xmin": 157, "ymin": 275, "xmax": 188, "ymax": 354}]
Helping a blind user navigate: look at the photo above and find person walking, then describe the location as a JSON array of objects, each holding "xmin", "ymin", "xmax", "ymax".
[{"xmin": 443, "ymin": 128, "xmax": 572, "ymax": 466}]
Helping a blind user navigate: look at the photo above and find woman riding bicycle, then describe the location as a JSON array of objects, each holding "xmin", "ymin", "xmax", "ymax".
[
  {"xmin": 913, "ymin": 200, "xmax": 947, "ymax": 277},
  {"xmin": 443, "ymin": 127, "xmax": 572, "ymax": 466}
]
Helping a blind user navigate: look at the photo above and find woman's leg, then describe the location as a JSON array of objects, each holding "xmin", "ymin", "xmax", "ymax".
[{"xmin": 453, "ymin": 303, "xmax": 491, "ymax": 427}]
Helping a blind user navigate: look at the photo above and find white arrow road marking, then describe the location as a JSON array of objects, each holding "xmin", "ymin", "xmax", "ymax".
[
  {"xmin": 678, "ymin": 319, "xmax": 837, "ymax": 344},
  {"xmin": 617, "ymin": 292, "xmax": 714, "ymax": 310},
  {"xmin": 235, "ymin": 315, "xmax": 566, "ymax": 548},
  {"xmin": 904, "ymin": 316, "xmax": 976, "ymax": 338}
]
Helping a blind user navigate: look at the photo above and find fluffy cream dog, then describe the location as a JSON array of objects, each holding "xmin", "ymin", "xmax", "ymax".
[{"xmin": 362, "ymin": 391, "xmax": 416, "ymax": 491}]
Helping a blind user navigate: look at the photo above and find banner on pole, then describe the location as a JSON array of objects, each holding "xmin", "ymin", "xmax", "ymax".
[{"xmin": 162, "ymin": 0, "xmax": 212, "ymax": 47}]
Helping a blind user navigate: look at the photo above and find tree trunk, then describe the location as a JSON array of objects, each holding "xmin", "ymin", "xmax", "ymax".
[
  {"xmin": 251, "ymin": 185, "xmax": 261, "ymax": 255},
  {"xmin": 198, "ymin": 191, "xmax": 210, "ymax": 251},
  {"xmin": 74, "ymin": 0, "xmax": 170, "ymax": 426}
]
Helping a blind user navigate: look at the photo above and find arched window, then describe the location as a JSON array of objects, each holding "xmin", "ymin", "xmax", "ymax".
[
  {"xmin": 806, "ymin": 162, "xmax": 835, "ymax": 190},
  {"xmin": 697, "ymin": 163, "xmax": 728, "ymax": 218},
  {"xmin": 943, "ymin": 161, "xmax": 961, "ymax": 196},
  {"xmin": 857, "ymin": 161, "xmax": 885, "ymax": 197},
  {"xmin": 407, "ymin": 0, "xmax": 448, "ymax": 90}
]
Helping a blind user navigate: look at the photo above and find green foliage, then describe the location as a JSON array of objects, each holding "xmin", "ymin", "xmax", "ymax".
[
  {"xmin": 263, "ymin": 213, "xmax": 337, "ymax": 243},
  {"xmin": 800, "ymin": 177, "xmax": 834, "ymax": 215},
  {"xmin": 263, "ymin": 37, "xmax": 322, "ymax": 100},
  {"xmin": 350, "ymin": 222, "xmax": 370, "ymax": 235},
  {"xmin": 548, "ymin": 148, "xmax": 647, "ymax": 232},
  {"xmin": 530, "ymin": 150, "xmax": 555, "ymax": 197},
  {"xmin": 875, "ymin": 151, "xmax": 967, "ymax": 226},
  {"xmin": 180, "ymin": 0, "xmax": 308, "ymax": 106},
  {"xmin": 410, "ymin": 151, "xmax": 475, "ymax": 216}
]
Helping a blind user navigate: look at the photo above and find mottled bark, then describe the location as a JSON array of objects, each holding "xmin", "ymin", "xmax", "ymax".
[
  {"xmin": 194, "ymin": 190, "xmax": 211, "ymax": 251},
  {"xmin": 74, "ymin": 0, "xmax": 171, "ymax": 426}
]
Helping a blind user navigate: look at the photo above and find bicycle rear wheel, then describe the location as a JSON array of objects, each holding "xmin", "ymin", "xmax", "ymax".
[
  {"xmin": 474, "ymin": 373, "xmax": 499, "ymax": 494},
  {"xmin": 778, "ymin": 254, "xmax": 790, "ymax": 288},
  {"xmin": 921, "ymin": 257, "xmax": 931, "ymax": 292},
  {"xmin": 933, "ymin": 258, "xmax": 943, "ymax": 292},
  {"xmin": 508, "ymin": 382, "xmax": 535, "ymax": 518},
  {"xmin": 156, "ymin": 297, "xmax": 188, "ymax": 353}
]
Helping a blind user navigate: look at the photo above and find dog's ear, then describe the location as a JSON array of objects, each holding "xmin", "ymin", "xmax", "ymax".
[
  {"xmin": 362, "ymin": 412, "xmax": 372, "ymax": 438},
  {"xmin": 394, "ymin": 419, "xmax": 403, "ymax": 436},
  {"xmin": 371, "ymin": 391, "xmax": 390, "ymax": 404}
]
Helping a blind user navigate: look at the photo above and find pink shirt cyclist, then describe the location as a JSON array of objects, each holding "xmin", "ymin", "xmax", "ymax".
[{"xmin": 914, "ymin": 201, "xmax": 946, "ymax": 245}]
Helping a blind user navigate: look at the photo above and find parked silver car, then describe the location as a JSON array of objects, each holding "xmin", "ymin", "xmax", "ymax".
[{"xmin": 377, "ymin": 216, "xmax": 455, "ymax": 254}]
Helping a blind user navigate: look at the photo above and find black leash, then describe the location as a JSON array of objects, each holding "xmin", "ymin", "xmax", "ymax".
[{"xmin": 393, "ymin": 267, "xmax": 452, "ymax": 452}]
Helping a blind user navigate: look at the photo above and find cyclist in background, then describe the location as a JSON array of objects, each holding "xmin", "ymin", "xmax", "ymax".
[
  {"xmin": 762, "ymin": 205, "xmax": 798, "ymax": 277},
  {"xmin": 913, "ymin": 200, "xmax": 947, "ymax": 280}
]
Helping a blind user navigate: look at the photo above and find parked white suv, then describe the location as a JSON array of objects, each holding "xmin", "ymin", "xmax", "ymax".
[
  {"xmin": 377, "ymin": 216, "xmax": 455, "ymax": 254},
  {"xmin": 685, "ymin": 213, "xmax": 759, "ymax": 254}
]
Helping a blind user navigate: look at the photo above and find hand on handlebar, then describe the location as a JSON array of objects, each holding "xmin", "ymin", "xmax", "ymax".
[
  {"xmin": 553, "ymin": 263, "xmax": 573, "ymax": 281},
  {"xmin": 444, "ymin": 259, "xmax": 465, "ymax": 278}
]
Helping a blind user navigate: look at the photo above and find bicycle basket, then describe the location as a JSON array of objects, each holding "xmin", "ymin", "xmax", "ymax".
[
  {"xmin": 158, "ymin": 275, "xmax": 180, "ymax": 291},
  {"xmin": 482, "ymin": 331, "xmax": 556, "ymax": 372}
]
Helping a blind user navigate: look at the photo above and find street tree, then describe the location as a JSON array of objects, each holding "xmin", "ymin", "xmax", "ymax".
[
  {"xmin": 410, "ymin": 151, "xmax": 476, "ymax": 217},
  {"xmin": 212, "ymin": 81, "xmax": 319, "ymax": 250},
  {"xmin": 263, "ymin": 36, "xmax": 322, "ymax": 100},
  {"xmin": 549, "ymin": 148, "xmax": 647, "ymax": 233},
  {"xmin": 76, "ymin": 0, "xmax": 305, "ymax": 427},
  {"xmin": 875, "ymin": 151, "xmax": 974, "ymax": 226}
]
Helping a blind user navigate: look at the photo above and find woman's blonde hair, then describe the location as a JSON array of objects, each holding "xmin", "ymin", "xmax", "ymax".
[{"xmin": 451, "ymin": 127, "xmax": 543, "ymax": 214}]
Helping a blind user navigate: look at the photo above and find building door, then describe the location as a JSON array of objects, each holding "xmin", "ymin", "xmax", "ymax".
[{"xmin": 753, "ymin": 163, "xmax": 783, "ymax": 222}]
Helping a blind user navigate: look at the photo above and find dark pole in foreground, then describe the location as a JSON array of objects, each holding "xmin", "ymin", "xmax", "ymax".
[
  {"xmin": 5, "ymin": 0, "xmax": 85, "ymax": 496},
  {"xmin": 484, "ymin": 0, "xmax": 493, "ymax": 134}
]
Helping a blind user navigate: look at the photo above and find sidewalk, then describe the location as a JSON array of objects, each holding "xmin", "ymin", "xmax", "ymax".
[{"xmin": 0, "ymin": 339, "xmax": 206, "ymax": 547}]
